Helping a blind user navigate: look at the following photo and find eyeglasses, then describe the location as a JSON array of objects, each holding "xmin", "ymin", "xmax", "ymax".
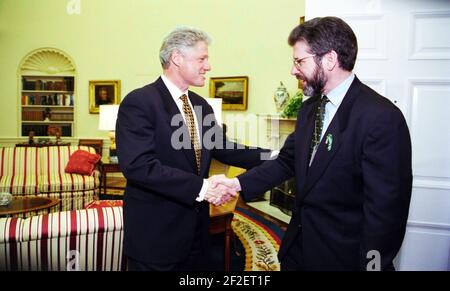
[{"xmin": 293, "ymin": 55, "xmax": 316, "ymax": 69}]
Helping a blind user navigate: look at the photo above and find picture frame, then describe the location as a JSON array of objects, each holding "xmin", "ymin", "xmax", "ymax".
[
  {"xmin": 298, "ymin": 16, "xmax": 306, "ymax": 89},
  {"xmin": 209, "ymin": 76, "xmax": 248, "ymax": 111},
  {"xmin": 89, "ymin": 80, "xmax": 121, "ymax": 114}
]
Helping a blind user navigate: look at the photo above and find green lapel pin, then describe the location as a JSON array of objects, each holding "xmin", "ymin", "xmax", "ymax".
[{"xmin": 325, "ymin": 134, "xmax": 333, "ymax": 151}]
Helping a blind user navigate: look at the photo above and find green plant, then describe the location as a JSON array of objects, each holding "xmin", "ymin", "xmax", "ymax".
[{"xmin": 281, "ymin": 90, "xmax": 303, "ymax": 118}]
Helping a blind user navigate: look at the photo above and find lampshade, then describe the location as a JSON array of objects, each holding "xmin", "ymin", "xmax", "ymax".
[
  {"xmin": 205, "ymin": 98, "xmax": 222, "ymax": 125},
  {"xmin": 98, "ymin": 105, "xmax": 119, "ymax": 131}
]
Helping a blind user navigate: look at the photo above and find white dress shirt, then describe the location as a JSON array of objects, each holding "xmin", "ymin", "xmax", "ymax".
[
  {"xmin": 321, "ymin": 73, "xmax": 355, "ymax": 141},
  {"xmin": 161, "ymin": 75, "xmax": 201, "ymax": 138}
]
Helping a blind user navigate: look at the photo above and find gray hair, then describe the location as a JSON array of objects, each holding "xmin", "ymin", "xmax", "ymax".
[{"xmin": 159, "ymin": 26, "xmax": 211, "ymax": 69}]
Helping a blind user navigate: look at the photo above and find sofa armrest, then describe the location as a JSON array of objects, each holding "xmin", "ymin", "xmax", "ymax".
[
  {"xmin": 1, "ymin": 206, "xmax": 125, "ymax": 271},
  {"xmin": 1, "ymin": 207, "xmax": 122, "ymax": 243},
  {"xmin": 0, "ymin": 217, "xmax": 22, "ymax": 244},
  {"xmin": 20, "ymin": 207, "xmax": 123, "ymax": 241}
]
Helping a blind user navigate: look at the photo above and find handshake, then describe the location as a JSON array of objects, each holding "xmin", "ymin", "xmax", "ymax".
[{"xmin": 204, "ymin": 174, "xmax": 242, "ymax": 206}]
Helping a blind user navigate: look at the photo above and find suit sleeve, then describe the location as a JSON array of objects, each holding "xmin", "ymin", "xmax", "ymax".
[
  {"xmin": 360, "ymin": 108, "xmax": 412, "ymax": 270},
  {"xmin": 198, "ymin": 100, "xmax": 270, "ymax": 169},
  {"xmin": 115, "ymin": 92, "xmax": 203, "ymax": 206},
  {"xmin": 211, "ymin": 129, "xmax": 271, "ymax": 170},
  {"xmin": 237, "ymin": 132, "xmax": 296, "ymax": 201}
]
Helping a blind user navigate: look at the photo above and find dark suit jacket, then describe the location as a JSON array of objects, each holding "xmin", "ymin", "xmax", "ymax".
[
  {"xmin": 116, "ymin": 77, "xmax": 268, "ymax": 265},
  {"xmin": 239, "ymin": 76, "xmax": 412, "ymax": 270}
]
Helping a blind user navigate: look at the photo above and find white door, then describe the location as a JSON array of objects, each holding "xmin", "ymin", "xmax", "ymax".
[{"xmin": 306, "ymin": 0, "xmax": 450, "ymax": 270}]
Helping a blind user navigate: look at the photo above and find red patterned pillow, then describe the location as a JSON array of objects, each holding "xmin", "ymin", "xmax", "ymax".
[{"xmin": 65, "ymin": 150, "xmax": 101, "ymax": 175}]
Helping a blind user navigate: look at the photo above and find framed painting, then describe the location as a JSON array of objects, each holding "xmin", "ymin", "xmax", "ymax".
[
  {"xmin": 209, "ymin": 76, "xmax": 248, "ymax": 111},
  {"xmin": 298, "ymin": 16, "xmax": 306, "ymax": 89},
  {"xmin": 89, "ymin": 80, "xmax": 121, "ymax": 114}
]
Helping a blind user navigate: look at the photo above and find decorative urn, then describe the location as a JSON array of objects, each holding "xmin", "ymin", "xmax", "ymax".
[{"xmin": 274, "ymin": 81, "xmax": 290, "ymax": 113}]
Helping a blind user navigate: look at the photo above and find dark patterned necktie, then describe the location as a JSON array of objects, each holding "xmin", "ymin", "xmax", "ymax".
[
  {"xmin": 309, "ymin": 95, "xmax": 329, "ymax": 163},
  {"xmin": 180, "ymin": 94, "xmax": 201, "ymax": 174}
]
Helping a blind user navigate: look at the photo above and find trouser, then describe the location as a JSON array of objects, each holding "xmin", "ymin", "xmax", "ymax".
[
  {"xmin": 127, "ymin": 212, "xmax": 208, "ymax": 271},
  {"xmin": 280, "ymin": 232, "xmax": 303, "ymax": 271}
]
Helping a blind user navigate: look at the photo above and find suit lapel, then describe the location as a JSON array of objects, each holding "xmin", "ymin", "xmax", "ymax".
[
  {"xmin": 300, "ymin": 76, "xmax": 362, "ymax": 197},
  {"xmin": 155, "ymin": 78, "xmax": 198, "ymax": 173},
  {"xmin": 155, "ymin": 77, "xmax": 181, "ymax": 124},
  {"xmin": 295, "ymin": 97, "xmax": 319, "ymax": 195},
  {"xmin": 303, "ymin": 116, "xmax": 341, "ymax": 195}
]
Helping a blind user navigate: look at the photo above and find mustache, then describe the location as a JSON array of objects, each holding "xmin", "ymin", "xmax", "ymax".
[{"xmin": 295, "ymin": 74, "xmax": 305, "ymax": 81}]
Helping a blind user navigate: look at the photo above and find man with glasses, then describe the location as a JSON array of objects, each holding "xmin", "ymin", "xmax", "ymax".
[{"xmin": 211, "ymin": 17, "xmax": 412, "ymax": 271}]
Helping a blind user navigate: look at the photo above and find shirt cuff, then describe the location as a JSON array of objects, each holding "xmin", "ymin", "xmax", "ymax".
[
  {"xmin": 233, "ymin": 178, "xmax": 242, "ymax": 192},
  {"xmin": 196, "ymin": 179, "xmax": 209, "ymax": 202},
  {"xmin": 270, "ymin": 150, "xmax": 280, "ymax": 159}
]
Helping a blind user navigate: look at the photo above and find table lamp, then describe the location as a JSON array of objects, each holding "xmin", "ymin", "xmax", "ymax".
[
  {"xmin": 98, "ymin": 104, "xmax": 119, "ymax": 162},
  {"xmin": 205, "ymin": 97, "xmax": 223, "ymax": 125}
]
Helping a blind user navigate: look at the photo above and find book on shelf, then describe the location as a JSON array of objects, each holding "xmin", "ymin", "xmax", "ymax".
[
  {"xmin": 22, "ymin": 108, "xmax": 45, "ymax": 121},
  {"xmin": 22, "ymin": 77, "xmax": 74, "ymax": 92},
  {"xmin": 21, "ymin": 94, "xmax": 74, "ymax": 106},
  {"xmin": 22, "ymin": 80, "xmax": 35, "ymax": 90},
  {"xmin": 50, "ymin": 111, "xmax": 74, "ymax": 121}
]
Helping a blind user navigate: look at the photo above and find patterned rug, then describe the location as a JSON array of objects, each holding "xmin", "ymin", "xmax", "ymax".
[{"xmin": 231, "ymin": 207, "xmax": 283, "ymax": 271}]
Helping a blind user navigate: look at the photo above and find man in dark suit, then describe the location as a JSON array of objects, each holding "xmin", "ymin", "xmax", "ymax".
[
  {"xmin": 115, "ymin": 27, "xmax": 270, "ymax": 271},
  {"xmin": 211, "ymin": 17, "xmax": 412, "ymax": 271}
]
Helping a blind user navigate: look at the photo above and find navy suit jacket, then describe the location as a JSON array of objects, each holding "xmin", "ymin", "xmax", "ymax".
[
  {"xmin": 239, "ymin": 76, "xmax": 412, "ymax": 270},
  {"xmin": 116, "ymin": 77, "xmax": 268, "ymax": 265}
]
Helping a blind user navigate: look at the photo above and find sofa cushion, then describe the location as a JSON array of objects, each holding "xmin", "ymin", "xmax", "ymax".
[
  {"xmin": 65, "ymin": 150, "xmax": 101, "ymax": 175},
  {"xmin": 39, "ymin": 173, "xmax": 99, "ymax": 193},
  {"xmin": 0, "ymin": 174, "xmax": 39, "ymax": 195},
  {"xmin": 0, "ymin": 147, "xmax": 40, "ymax": 176}
]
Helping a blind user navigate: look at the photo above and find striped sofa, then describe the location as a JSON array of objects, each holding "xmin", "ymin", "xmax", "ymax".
[
  {"xmin": 0, "ymin": 146, "xmax": 100, "ymax": 212},
  {"xmin": 0, "ymin": 206, "xmax": 125, "ymax": 271}
]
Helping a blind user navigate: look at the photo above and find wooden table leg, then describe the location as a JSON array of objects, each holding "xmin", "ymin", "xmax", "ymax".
[
  {"xmin": 224, "ymin": 216, "xmax": 232, "ymax": 271},
  {"xmin": 103, "ymin": 171, "xmax": 107, "ymax": 196}
]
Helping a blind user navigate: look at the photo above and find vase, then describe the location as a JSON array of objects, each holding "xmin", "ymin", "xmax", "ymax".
[{"xmin": 274, "ymin": 81, "xmax": 290, "ymax": 113}]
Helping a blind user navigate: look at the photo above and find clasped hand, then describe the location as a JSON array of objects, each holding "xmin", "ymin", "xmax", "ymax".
[{"xmin": 205, "ymin": 174, "xmax": 241, "ymax": 206}]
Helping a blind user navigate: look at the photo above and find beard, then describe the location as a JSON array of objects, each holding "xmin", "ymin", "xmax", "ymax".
[{"xmin": 298, "ymin": 65, "xmax": 327, "ymax": 97}]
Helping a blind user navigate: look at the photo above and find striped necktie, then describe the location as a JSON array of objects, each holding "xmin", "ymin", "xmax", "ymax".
[
  {"xmin": 180, "ymin": 94, "xmax": 201, "ymax": 174},
  {"xmin": 309, "ymin": 95, "xmax": 329, "ymax": 164}
]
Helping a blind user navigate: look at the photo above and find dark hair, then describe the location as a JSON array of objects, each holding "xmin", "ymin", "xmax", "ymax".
[{"xmin": 288, "ymin": 16, "xmax": 358, "ymax": 71}]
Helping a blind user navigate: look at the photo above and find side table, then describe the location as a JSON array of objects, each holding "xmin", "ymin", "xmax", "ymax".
[
  {"xmin": 209, "ymin": 197, "xmax": 238, "ymax": 271},
  {"xmin": 99, "ymin": 158, "xmax": 123, "ymax": 196}
]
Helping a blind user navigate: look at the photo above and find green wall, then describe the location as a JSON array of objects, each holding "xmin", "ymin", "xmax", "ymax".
[{"xmin": 0, "ymin": 0, "xmax": 304, "ymax": 142}]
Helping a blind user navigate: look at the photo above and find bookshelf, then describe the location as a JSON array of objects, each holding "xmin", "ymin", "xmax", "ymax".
[
  {"xmin": 19, "ymin": 48, "xmax": 76, "ymax": 137},
  {"xmin": 21, "ymin": 76, "xmax": 75, "ymax": 137}
]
